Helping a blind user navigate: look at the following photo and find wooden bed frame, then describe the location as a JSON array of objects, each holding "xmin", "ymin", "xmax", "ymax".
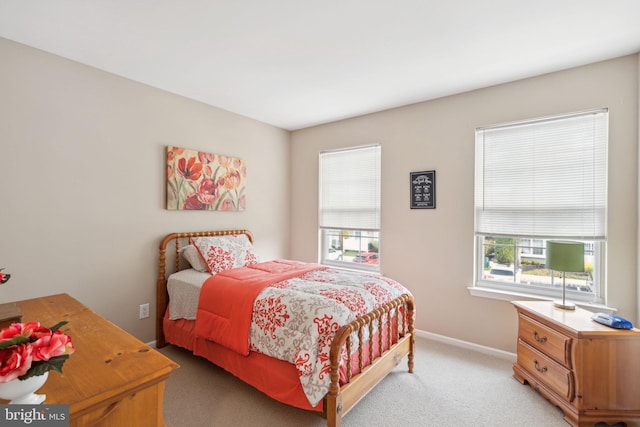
[{"xmin": 156, "ymin": 229, "xmax": 415, "ymax": 427}]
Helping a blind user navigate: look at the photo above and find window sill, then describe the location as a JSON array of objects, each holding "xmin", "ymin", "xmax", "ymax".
[
  {"xmin": 467, "ymin": 286, "xmax": 617, "ymax": 314},
  {"xmin": 320, "ymin": 263, "xmax": 382, "ymax": 276}
]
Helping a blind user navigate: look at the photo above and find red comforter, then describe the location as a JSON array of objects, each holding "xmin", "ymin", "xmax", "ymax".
[
  {"xmin": 194, "ymin": 260, "xmax": 411, "ymax": 406},
  {"xmin": 195, "ymin": 260, "xmax": 321, "ymax": 356}
]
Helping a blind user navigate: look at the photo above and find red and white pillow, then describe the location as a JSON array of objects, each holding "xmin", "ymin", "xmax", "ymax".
[{"xmin": 188, "ymin": 234, "xmax": 260, "ymax": 275}]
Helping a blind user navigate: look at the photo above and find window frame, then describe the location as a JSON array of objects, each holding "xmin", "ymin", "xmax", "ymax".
[
  {"xmin": 318, "ymin": 144, "xmax": 381, "ymax": 273},
  {"xmin": 473, "ymin": 110, "xmax": 608, "ymax": 305}
]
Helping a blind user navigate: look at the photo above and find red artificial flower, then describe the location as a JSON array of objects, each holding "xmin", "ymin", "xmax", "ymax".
[
  {"xmin": 31, "ymin": 330, "xmax": 75, "ymax": 362},
  {"xmin": 0, "ymin": 344, "xmax": 33, "ymax": 382},
  {"xmin": 0, "ymin": 268, "xmax": 10, "ymax": 284},
  {"xmin": 0, "ymin": 322, "xmax": 40, "ymax": 342},
  {"xmin": 0, "ymin": 321, "xmax": 74, "ymax": 382}
]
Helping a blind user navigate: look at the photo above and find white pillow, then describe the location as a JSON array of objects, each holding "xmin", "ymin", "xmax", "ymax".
[{"xmin": 179, "ymin": 245, "xmax": 209, "ymax": 273}]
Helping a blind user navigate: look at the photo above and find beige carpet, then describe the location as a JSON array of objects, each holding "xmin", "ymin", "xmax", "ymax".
[{"xmin": 157, "ymin": 337, "xmax": 582, "ymax": 427}]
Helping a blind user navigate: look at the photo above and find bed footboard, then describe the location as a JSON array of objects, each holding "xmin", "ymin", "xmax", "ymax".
[{"xmin": 324, "ymin": 293, "xmax": 415, "ymax": 427}]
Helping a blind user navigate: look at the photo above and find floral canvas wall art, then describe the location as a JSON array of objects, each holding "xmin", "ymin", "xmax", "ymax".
[{"xmin": 166, "ymin": 146, "xmax": 246, "ymax": 211}]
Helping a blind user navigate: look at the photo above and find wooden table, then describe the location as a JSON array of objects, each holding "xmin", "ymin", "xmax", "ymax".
[{"xmin": 0, "ymin": 294, "xmax": 178, "ymax": 427}]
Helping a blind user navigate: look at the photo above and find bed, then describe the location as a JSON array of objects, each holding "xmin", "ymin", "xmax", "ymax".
[{"xmin": 156, "ymin": 229, "xmax": 415, "ymax": 427}]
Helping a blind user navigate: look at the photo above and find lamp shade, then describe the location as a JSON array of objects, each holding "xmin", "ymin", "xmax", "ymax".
[{"xmin": 546, "ymin": 241, "xmax": 585, "ymax": 273}]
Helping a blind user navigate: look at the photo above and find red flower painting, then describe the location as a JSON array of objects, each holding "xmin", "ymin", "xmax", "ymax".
[{"xmin": 166, "ymin": 146, "xmax": 246, "ymax": 211}]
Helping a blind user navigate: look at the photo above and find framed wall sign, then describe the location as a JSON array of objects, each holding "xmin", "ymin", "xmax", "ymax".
[{"xmin": 410, "ymin": 170, "xmax": 436, "ymax": 209}]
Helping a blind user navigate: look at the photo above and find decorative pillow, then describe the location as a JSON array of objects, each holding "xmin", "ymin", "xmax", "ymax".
[
  {"xmin": 179, "ymin": 245, "xmax": 209, "ymax": 273},
  {"xmin": 190, "ymin": 234, "xmax": 260, "ymax": 275}
]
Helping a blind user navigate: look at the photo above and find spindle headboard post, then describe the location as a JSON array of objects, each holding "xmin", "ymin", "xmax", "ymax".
[{"xmin": 156, "ymin": 229, "xmax": 253, "ymax": 347}]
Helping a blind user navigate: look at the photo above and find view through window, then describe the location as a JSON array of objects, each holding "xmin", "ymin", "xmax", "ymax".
[{"xmin": 479, "ymin": 237, "xmax": 598, "ymax": 300}]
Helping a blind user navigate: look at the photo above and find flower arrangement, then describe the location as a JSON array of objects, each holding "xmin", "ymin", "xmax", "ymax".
[
  {"xmin": 0, "ymin": 269, "xmax": 10, "ymax": 284},
  {"xmin": 0, "ymin": 321, "xmax": 75, "ymax": 383}
]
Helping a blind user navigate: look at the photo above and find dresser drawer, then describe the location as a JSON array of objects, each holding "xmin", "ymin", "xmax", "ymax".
[
  {"xmin": 517, "ymin": 339, "xmax": 574, "ymax": 401},
  {"xmin": 518, "ymin": 313, "xmax": 571, "ymax": 367}
]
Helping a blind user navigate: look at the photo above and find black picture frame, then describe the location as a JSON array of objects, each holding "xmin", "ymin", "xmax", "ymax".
[{"xmin": 410, "ymin": 170, "xmax": 436, "ymax": 209}]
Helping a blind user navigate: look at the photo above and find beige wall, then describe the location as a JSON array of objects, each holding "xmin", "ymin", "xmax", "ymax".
[
  {"xmin": 2, "ymin": 36, "xmax": 638, "ymax": 353},
  {"xmin": 291, "ymin": 55, "xmax": 639, "ymax": 352},
  {"xmin": 0, "ymin": 38, "xmax": 291, "ymax": 342}
]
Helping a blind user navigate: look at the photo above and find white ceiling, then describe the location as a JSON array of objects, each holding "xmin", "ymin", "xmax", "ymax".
[{"xmin": 1, "ymin": 1, "xmax": 640, "ymax": 130}]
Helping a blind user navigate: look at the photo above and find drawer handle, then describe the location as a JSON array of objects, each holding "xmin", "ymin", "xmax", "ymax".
[
  {"xmin": 533, "ymin": 359, "xmax": 547, "ymax": 374},
  {"xmin": 533, "ymin": 331, "xmax": 547, "ymax": 343}
]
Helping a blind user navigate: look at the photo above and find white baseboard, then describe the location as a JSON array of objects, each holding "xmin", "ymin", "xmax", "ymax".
[{"xmin": 414, "ymin": 328, "xmax": 517, "ymax": 361}]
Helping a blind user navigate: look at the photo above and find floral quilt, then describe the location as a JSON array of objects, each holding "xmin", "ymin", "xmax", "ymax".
[{"xmin": 246, "ymin": 266, "xmax": 410, "ymax": 407}]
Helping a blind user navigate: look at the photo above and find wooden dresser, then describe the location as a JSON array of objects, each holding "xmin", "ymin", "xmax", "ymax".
[
  {"xmin": 0, "ymin": 294, "xmax": 178, "ymax": 427},
  {"xmin": 512, "ymin": 301, "xmax": 640, "ymax": 427}
]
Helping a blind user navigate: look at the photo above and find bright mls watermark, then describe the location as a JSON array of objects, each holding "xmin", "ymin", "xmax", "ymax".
[{"xmin": 0, "ymin": 405, "xmax": 69, "ymax": 426}]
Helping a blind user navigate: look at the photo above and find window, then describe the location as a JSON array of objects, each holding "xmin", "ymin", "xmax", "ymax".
[
  {"xmin": 319, "ymin": 145, "xmax": 381, "ymax": 272},
  {"xmin": 474, "ymin": 110, "xmax": 608, "ymax": 304}
]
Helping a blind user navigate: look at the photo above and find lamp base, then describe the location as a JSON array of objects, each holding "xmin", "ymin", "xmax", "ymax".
[{"xmin": 553, "ymin": 300, "xmax": 576, "ymax": 310}]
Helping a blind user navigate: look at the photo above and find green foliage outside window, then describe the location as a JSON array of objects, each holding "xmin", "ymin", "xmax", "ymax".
[{"xmin": 494, "ymin": 237, "xmax": 514, "ymax": 265}]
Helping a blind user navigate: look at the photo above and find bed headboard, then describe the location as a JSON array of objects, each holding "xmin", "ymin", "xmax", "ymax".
[{"xmin": 156, "ymin": 229, "xmax": 253, "ymax": 347}]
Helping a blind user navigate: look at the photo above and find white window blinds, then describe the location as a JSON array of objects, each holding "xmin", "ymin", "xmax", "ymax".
[
  {"xmin": 319, "ymin": 145, "xmax": 381, "ymax": 230},
  {"xmin": 475, "ymin": 110, "xmax": 607, "ymax": 240}
]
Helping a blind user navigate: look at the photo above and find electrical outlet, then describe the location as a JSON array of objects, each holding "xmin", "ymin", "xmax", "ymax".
[{"xmin": 139, "ymin": 303, "xmax": 150, "ymax": 319}]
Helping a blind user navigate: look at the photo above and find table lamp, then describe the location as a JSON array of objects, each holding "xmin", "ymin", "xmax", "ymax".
[{"xmin": 546, "ymin": 240, "xmax": 585, "ymax": 310}]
